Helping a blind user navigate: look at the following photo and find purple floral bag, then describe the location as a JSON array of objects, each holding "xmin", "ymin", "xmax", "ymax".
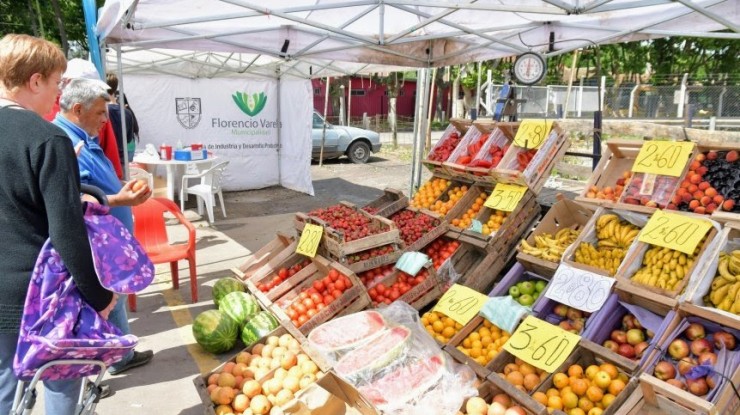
[{"xmin": 14, "ymin": 202, "xmax": 154, "ymax": 381}]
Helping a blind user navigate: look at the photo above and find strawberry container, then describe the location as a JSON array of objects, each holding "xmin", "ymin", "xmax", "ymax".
[{"xmin": 389, "ymin": 208, "xmax": 448, "ymax": 253}]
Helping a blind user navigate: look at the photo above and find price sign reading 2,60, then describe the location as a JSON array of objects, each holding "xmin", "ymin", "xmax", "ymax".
[
  {"xmin": 631, "ymin": 141, "xmax": 694, "ymax": 177},
  {"xmin": 638, "ymin": 210, "xmax": 712, "ymax": 255},
  {"xmin": 433, "ymin": 284, "xmax": 489, "ymax": 326},
  {"xmin": 503, "ymin": 315, "xmax": 581, "ymax": 373},
  {"xmin": 295, "ymin": 223, "xmax": 323, "ymax": 257}
]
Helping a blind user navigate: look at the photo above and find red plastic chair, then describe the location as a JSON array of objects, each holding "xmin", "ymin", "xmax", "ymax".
[{"xmin": 130, "ymin": 197, "xmax": 197, "ymax": 311}]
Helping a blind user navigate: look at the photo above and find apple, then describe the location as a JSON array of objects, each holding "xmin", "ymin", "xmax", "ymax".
[
  {"xmin": 677, "ymin": 357, "xmax": 697, "ymax": 375},
  {"xmin": 508, "ymin": 286, "xmax": 521, "ymax": 298},
  {"xmin": 668, "ymin": 339, "xmax": 690, "ymax": 359},
  {"xmin": 567, "ymin": 308, "xmax": 583, "ymax": 321},
  {"xmin": 504, "ymin": 407, "xmax": 527, "ymax": 415},
  {"xmin": 666, "ymin": 379, "xmax": 687, "ymax": 390},
  {"xmin": 698, "ymin": 352, "xmax": 717, "ymax": 366},
  {"xmin": 488, "ymin": 402, "xmax": 507, "ymax": 415},
  {"xmin": 553, "ymin": 304, "xmax": 569, "ymax": 317},
  {"xmin": 707, "ymin": 376, "xmax": 716, "ymax": 389},
  {"xmin": 713, "ymin": 331, "xmax": 736, "ymax": 350},
  {"xmin": 517, "ymin": 294, "xmax": 535, "ymax": 306},
  {"xmin": 685, "ymin": 323, "xmax": 706, "ymax": 340},
  {"xmin": 622, "ymin": 314, "xmax": 635, "ymax": 330},
  {"xmin": 634, "ymin": 341, "xmax": 650, "ymax": 358},
  {"xmin": 654, "ymin": 361, "xmax": 676, "ymax": 380},
  {"xmin": 690, "ymin": 338, "xmax": 713, "ymax": 356},
  {"xmin": 559, "ymin": 321, "xmax": 574, "ymax": 331},
  {"xmin": 534, "ymin": 280, "xmax": 547, "ymax": 293},
  {"xmin": 646, "ymin": 329, "xmax": 655, "ymax": 339},
  {"xmin": 686, "ymin": 377, "xmax": 709, "ymax": 396},
  {"xmin": 603, "ymin": 340, "xmax": 619, "ymax": 353},
  {"xmin": 571, "ymin": 318, "xmax": 585, "ymax": 332},
  {"xmin": 632, "ymin": 317, "xmax": 643, "ymax": 330},
  {"xmin": 518, "ymin": 281, "xmax": 535, "ymax": 296},
  {"xmin": 611, "ymin": 330, "xmax": 627, "ymax": 345},
  {"xmin": 626, "ymin": 329, "xmax": 646, "ymax": 346},
  {"xmin": 617, "ymin": 343, "xmax": 636, "ymax": 359}
]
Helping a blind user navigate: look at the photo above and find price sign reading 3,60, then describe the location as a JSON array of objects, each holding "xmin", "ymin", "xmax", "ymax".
[
  {"xmin": 433, "ymin": 284, "xmax": 489, "ymax": 326},
  {"xmin": 503, "ymin": 315, "xmax": 581, "ymax": 373},
  {"xmin": 513, "ymin": 119, "xmax": 554, "ymax": 149},
  {"xmin": 545, "ymin": 263, "xmax": 615, "ymax": 313},
  {"xmin": 484, "ymin": 183, "xmax": 528, "ymax": 212},
  {"xmin": 295, "ymin": 223, "xmax": 323, "ymax": 257},
  {"xmin": 631, "ymin": 141, "xmax": 694, "ymax": 177},
  {"xmin": 638, "ymin": 210, "xmax": 712, "ymax": 255}
]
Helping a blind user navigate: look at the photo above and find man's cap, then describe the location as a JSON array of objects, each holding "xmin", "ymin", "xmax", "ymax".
[{"xmin": 63, "ymin": 59, "xmax": 109, "ymax": 90}]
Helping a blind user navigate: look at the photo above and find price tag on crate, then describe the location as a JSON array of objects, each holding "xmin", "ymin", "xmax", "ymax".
[
  {"xmin": 484, "ymin": 183, "xmax": 527, "ymax": 212},
  {"xmin": 631, "ymin": 141, "xmax": 694, "ymax": 177},
  {"xmin": 513, "ymin": 119, "xmax": 553, "ymax": 149},
  {"xmin": 504, "ymin": 315, "xmax": 581, "ymax": 373},
  {"xmin": 295, "ymin": 223, "xmax": 323, "ymax": 257},
  {"xmin": 433, "ymin": 284, "xmax": 489, "ymax": 326},
  {"xmin": 638, "ymin": 210, "xmax": 712, "ymax": 255},
  {"xmin": 545, "ymin": 263, "xmax": 616, "ymax": 312}
]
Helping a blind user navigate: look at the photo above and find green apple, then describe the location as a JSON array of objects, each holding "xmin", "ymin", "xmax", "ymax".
[
  {"xmin": 509, "ymin": 286, "xmax": 521, "ymax": 298},
  {"xmin": 535, "ymin": 280, "xmax": 547, "ymax": 293},
  {"xmin": 519, "ymin": 281, "xmax": 535, "ymax": 296},
  {"xmin": 518, "ymin": 294, "xmax": 535, "ymax": 306},
  {"xmin": 533, "ymin": 291, "xmax": 540, "ymax": 301}
]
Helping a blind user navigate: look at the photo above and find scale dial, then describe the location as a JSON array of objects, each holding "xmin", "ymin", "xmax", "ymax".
[{"xmin": 513, "ymin": 52, "xmax": 547, "ymax": 85}]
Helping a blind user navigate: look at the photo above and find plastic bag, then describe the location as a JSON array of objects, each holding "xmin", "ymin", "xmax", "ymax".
[{"xmin": 683, "ymin": 232, "xmax": 739, "ymax": 310}]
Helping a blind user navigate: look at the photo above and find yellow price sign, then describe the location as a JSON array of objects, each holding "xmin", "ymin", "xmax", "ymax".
[
  {"xmin": 433, "ymin": 284, "xmax": 489, "ymax": 326},
  {"xmin": 503, "ymin": 315, "xmax": 581, "ymax": 373},
  {"xmin": 484, "ymin": 183, "xmax": 527, "ymax": 212},
  {"xmin": 638, "ymin": 210, "xmax": 712, "ymax": 255},
  {"xmin": 513, "ymin": 119, "xmax": 553, "ymax": 149},
  {"xmin": 631, "ymin": 141, "xmax": 694, "ymax": 177},
  {"xmin": 295, "ymin": 223, "xmax": 323, "ymax": 257}
]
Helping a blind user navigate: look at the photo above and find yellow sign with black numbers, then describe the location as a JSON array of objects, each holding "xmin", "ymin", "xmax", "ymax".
[
  {"xmin": 503, "ymin": 315, "xmax": 581, "ymax": 373},
  {"xmin": 433, "ymin": 284, "xmax": 490, "ymax": 326},
  {"xmin": 638, "ymin": 210, "xmax": 712, "ymax": 255},
  {"xmin": 631, "ymin": 141, "xmax": 694, "ymax": 177},
  {"xmin": 295, "ymin": 223, "xmax": 323, "ymax": 257},
  {"xmin": 513, "ymin": 119, "xmax": 553, "ymax": 149},
  {"xmin": 484, "ymin": 183, "xmax": 527, "ymax": 212}
]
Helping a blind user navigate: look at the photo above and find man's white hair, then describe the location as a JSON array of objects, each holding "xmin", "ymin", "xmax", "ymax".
[{"xmin": 59, "ymin": 78, "xmax": 109, "ymax": 111}]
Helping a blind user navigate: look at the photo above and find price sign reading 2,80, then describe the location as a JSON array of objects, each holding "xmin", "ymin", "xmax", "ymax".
[
  {"xmin": 295, "ymin": 223, "xmax": 323, "ymax": 257},
  {"xmin": 638, "ymin": 210, "xmax": 712, "ymax": 255},
  {"xmin": 514, "ymin": 119, "xmax": 554, "ymax": 149},
  {"xmin": 503, "ymin": 315, "xmax": 581, "ymax": 373},
  {"xmin": 545, "ymin": 263, "xmax": 615, "ymax": 313},
  {"xmin": 631, "ymin": 141, "xmax": 694, "ymax": 177}
]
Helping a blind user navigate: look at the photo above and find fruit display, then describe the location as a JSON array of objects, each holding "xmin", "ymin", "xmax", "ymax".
[
  {"xmin": 308, "ymin": 204, "xmax": 390, "ymax": 242},
  {"xmin": 205, "ymin": 333, "xmax": 322, "ymax": 415},
  {"xmin": 705, "ymin": 249, "xmax": 740, "ymax": 314},
  {"xmin": 280, "ymin": 269, "xmax": 354, "ymax": 328},
  {"xmin": 494, "ymin": 357, "xmax": 548, "ymax": 394},
  {"xmin": 428, "ymin": 129, "xmax": 462, "ymax": 162},
  {"xmin": 389, "ymin": 209, "xmax": 441, "ymax": 247},
  {"xmin": 367, "ymin": 268, "xmax": 432, "ymax": 307},
  {"xmin": 508, "ymin": 279, "xmax": 548, "ymax": 307},
  {"xmin": 481, "ymin": 209, "xmax": 510, "ymax": 236},
  {"xmin": 424, "ymin": 237, "xmax": 461, "ymax": 269},
  {"xmin": 345, "ymin": 244, "xmax": 395, "ymax": 265},
  {"xmin": 410, "ymin": 177, "xmax": 450, "ymax": 209},
  {"xmin": 256, "ymin": 259, "xmax": 311, "ymax": 293},
  {"xmin": 585, "ymin": 171, "xmax": 632, "ymax": 202},
  {"xmin": 193, "ymin": 309, "xmax": 241, "ymax": 354},
  {"xmin": 212, "ymin": 277, "xmax": 247, "ymax": 307},
  {"xmin": 457, "ymin": 393, "xmax": 528, "ymax": 415},
  {"xmin": 513, "ymin": 148, "xmax": 538, "ymax": 172},
  {"xmin": 520, "ymin": 228, "xmax": 580, "ymax": 262},
  {"xmin": 218, "ymin": 292, "xmax": 261, "ymax": 327},
  {"xmin": 455, "ymin": 319, "xmax": 511, "ymax": 366},
  {"xmin": 652, "ymin": 322, "xmax": 737, "ymax": 397},
  {"xmin": 675, "ymin": 150, "xmax": 739, "ymax": 214},
  {"xmin": 545, "ymin": 303, "xmax": 591, "ymax": 334},
  {"xmin": 629, "ymin": 237, "xmax": 705, "ymax": 292},
  {"xmin": 307, "ymin": 310, "xmax": 386, "ymax": 354},
  {"xmin": 620, "ymin": 172, "xmax": 679, "ymax": 209},
  {"xmin": 601, "ymin": 314, "xmax": 654, "ymax": 360},
  {"xmin": 451, "ymin": 191, "xmax": 488, "ymax": 229},
  {"xmin": 429, "ymin": 184, "xmax": 469, "ymax": 216},
  {"xmin": 452, "ymin": 132, "xmax": 490, "ymax": 166},
  {"xmin": 422, "ymin": 310, "xmax": 463, "ymax": 343},
  {"xmin": 240, "ymin": 311, "xmax": 280, "ymax": 347},
  {"xmin": 358, "ymin": 264, "xmax": 395, "ymax": 287},
  {"xmin": 573, "ymin": 213, "xmax": 640, "ymax": 275},
  {"xmin": 537, "ymin": 362, "xmax": 628, "ymax": 414}
]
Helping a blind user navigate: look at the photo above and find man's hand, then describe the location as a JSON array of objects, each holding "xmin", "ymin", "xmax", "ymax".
[
  {"xmin": 109, "ymin": 180, "xmax": 151, "ymax": 207},
  {"xmin": 99, "ymin": 293, "xmax": 118, "ymax": 320}
]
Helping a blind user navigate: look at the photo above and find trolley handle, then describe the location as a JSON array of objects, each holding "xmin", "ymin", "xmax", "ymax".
[{"xmin": 80, "ymin": 184, "xmax": 108, "ymax": 206}]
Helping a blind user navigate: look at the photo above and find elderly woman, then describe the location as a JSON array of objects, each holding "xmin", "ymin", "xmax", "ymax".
[{"xmin": 0, "ymin": 34, "xmax": 117, "ymax": 414}]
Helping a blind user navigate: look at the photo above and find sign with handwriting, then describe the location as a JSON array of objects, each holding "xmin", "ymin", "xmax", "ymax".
[
  {"xmin": 545, "ymin": 263, "xmax": 615, "ymax": 312},
  {"xmin": 433, "ymin": 284, "xmax": 490, "ymax": 326},
  {"xmin": 295, "ymin": 223, "xmax": 323, "ymax": 257},
  {"xmin": 504, "ymin": 315, "xmax": 581, "ymax": 373},
  {"xmin": 484, "ymin": 183, "xmax": 527, "ymax": 212},
  {"xmin": 514, "ymin": 119, "xmax": 554, "ymax": 149},
  {"xmin": 631, "ymin": 141, "xmax": 694, "ymax": 177},
  {"xmin": 638, "ymin": 210, "xmax": 712, "ymax": 255}
]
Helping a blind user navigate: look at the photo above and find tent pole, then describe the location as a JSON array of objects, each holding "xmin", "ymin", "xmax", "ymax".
[
  {"xmin": 409, "ymin": 69, "xmax": 423, "ymax": 197},
  {"xmin": 475, "ymin": 61, "xmax": 482, "ymax": 118},
  {"xmin": 563, "ymin": 49, "xmax": 579, "ymax": 120},
  {"xmin": 276, "ymin": 66, "xmax": 281, "ymax": 186},
  {"xmin": 320, "ymin": 77, "xmax": 331, "ymax": 167},
  {"xmin": 415, "ymin": 68, "xmax": 432, "ymax": 192},
  {"xmin": 116, "ymin": 45, "xmax": 129, "ymax": 181}
]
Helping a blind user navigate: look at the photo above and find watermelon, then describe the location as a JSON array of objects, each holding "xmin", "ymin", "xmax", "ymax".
[
  {"xmin": 192, "ymin": 310, "xmax": 239, "ymax": 354},
  {"xmin": 335, "ymin": 326, "xmax": 411, "ymax": 379},
  {"xmin": 308, "ymin": 310, "xmax": 387, "ymax": 354},
  {"xmin": 212, "ymin": 277, "xmax": 245, "ymax": 307},
  {"xmin": 241, "ymin": 311, "xmax": 279, "ymax": 346},
  {"xmin": 218, "ymin": 292, "xmax": 260, "ymax": 327},
  {"xmin": 358, "ymin": 353, "xmax": 445, "ymax": 406}
]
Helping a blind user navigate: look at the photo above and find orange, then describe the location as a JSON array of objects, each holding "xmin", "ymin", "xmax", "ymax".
[
  {"xmin": 553, "ymin": 373, "xmax": 570, "ymax": 389},
  {"xmin": 570, "ymin": 378, "xmax": 588, "ymax": 397},
  {"xmin": 519, "ymin": 363, "xmax": 537, "ymax": 376},
  {"xmin": 524, "ymin": 373, "xmax": 541, "ymax": 391},
  {"xmin": 503, "ymin": 363, "xmax": 519, "ymax": 375},
  {"xmin": 599, "ymin": 363, "xmax": 618, "ymax": 380},
  {"xmin": 586, "ymin": 386, "xmax": 604, "ymax": 403},
  {"xmin": 546, "ymin": 388, "xmax": 560, "ymax": 398},
  {"xmin": 533, "ymin": 391, "xmax": 549, "ymax": 406},
  {"xmin": 578, "ymin": 397, "xmax": 594, "ymax": 412},
  {"xmin": 506, "ymin": 371, "xmax": 524, "ymax": 386},
  {"xmin": 562, "ymin": 391, "xmax": 579, "ymax": 409},
  {"xmin": 593, "ymin": 371, "xmax": 612, "ymax": 390},
  {"xmin": 442, "ymin": 327, "xmax": 456, "ymax": 338},
  {"xmin": 547, "ymin": 396, "xmax": 564, "ymax": 411},
  {"xmin": 568, "ymin": 365, "xmax": 584, "ymax": 379},
  {"xmin": 569, "ymin": 409, "xmax": 586, "ymax": 415},
  {"xmin": 585, "ymin": 365, "xmax": 600, "ymax": 380},
  {"xmin": 588, "ymin": 408, "xmax": 604, "ymax": 415},
  {"xmin": 432, "ymin": 320, "xmax": 444, "ymax": 333},
  {"xmin": 608, "ymin": 379, "xmax": 626, "ymax": 396},
  {"xmin": 602, "ymin": 393, "xmax": 616, "ymax": 408}
]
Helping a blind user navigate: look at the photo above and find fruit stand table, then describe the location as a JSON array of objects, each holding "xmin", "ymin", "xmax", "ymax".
[{"xmin": 132, "ymin": 155, "xmax": 217, "ymax": 201}]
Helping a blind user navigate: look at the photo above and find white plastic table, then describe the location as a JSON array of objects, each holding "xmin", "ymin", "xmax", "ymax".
[{"xmin": 132, "ymin": 155, "xmax": 217, "ymax": 201}]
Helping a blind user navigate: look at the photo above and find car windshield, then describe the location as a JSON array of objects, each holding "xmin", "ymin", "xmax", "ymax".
[{"xmin": 312, "ymin": 113, "xmax": 326, "ymax": 129}]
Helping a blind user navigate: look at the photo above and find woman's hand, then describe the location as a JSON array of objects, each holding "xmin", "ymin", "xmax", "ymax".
[{"xmin": 99, "ymin": 293, "xmax": 118, "ymax": 320}]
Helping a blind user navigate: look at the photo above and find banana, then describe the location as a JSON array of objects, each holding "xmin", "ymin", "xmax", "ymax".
[
  {"xmin": 710, "ymin": 284, "xmax": 730, "ymax": 306},
  {"xmin": 597, "ymin": 214, "xmax": 619, "ymax": 231},
  {"xmin": 712, "ymin": 275, "xmax": 730, "ymax": 291},
  {"xmin": 521, "ymin": 229, "xmax": 580, "ymax": 263},
  {"xmin": 718, "ymin": 256, "xmax": 736, "ymax": 282}
]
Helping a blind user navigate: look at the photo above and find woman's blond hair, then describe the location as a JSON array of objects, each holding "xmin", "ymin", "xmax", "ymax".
[{"xmin": 0, "ymin": 34, "xmax": 67, "ymax": 90}]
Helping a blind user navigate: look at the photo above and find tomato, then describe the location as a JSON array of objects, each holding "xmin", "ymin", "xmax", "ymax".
[
  {"xmin": 291, "ymin": 318, "xmax": 300, "ymax": 327},
  {"xmin": 383, "ymin": 298, "xmax": 392, "ymax": 305},
  {"xmin": 299, "ymin": 292, "xmax": 309, "ymax": 300},
  {"xmin": 332, "ymin": 289, "xmax": 342, "ymax": 299},
  {"xmin": 328, "ymin": 269, "xmax": 340, "ymax": 282},
  {"xmin": 302, "ymin": 297, "xmax": 315, "ymax": 309},
  {"xmin": 278, "ymin": 268, "xmax": 288, "ymax": 279},
  {"xmin": 368, "ymin": 288, "xmax": 377, "ymax": 298},
  {"xmin": 399, "ymin": 284, "xmax": 410, "ymax": 295},
  {"xmin": 342, "ymin": 275, "xmax": 352, "ymax": 288},
  {"xmin": 414, "ymin": 276, "xmax": 426, "ymax": 286},
  {"xmin": 376, "ymin": 283, "xmax": 387, "ymax": 295},
  {"xmin": 322, "ymin": 276, "xmax": 332, "ymax": 287},
  {"xmin": 297, "ymin": 314, "xmax": 309, "ymax": 327},
  {"xmin": 293, "ymin": 303, "xmax": 307, "ymax": 315},
  {"xmin": 286, "ymin": 308, "xmax": 297, "ymax": 319},
  {"xmin": 310, "ymin": 293, "xmax": 322, "ymax": 305},
  {"xmin": 288, "ymin": 268, "xmax": 296, "ymax": 277},
  {"xmin": 389, "ymin": 290, "xmax": 400, "ymax": 301},
  {"xmin": 316, "ymin": 303, "xmax": 326, "ymax": 311},
  {"xmin": 306, "ymin": 309, "xmax": 317, "ymax": 319},
  {"xmin": 313, "ymin": 280, "xmax": 325, "ymax": 292},
  {"xmin": 271, "ymin": 276, "xmax": 282, "ymax": 285},
  {"xmin": 334, "ymin": 280, "xmax": 346, "ymax": 292},
  {"xmin": 323, "ymin": 295, "xmax": 334, "ymax": 305},
  {"xmin": 326, "ymin": 283, "xmax": 335, "ymax": 293}
]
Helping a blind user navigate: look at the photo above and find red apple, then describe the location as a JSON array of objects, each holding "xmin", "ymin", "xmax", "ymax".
[
  {"xmin": 690, "ymin": 338, "xmax": 713, "ymax": 356},
  {"xmin": 698, "ymin": 352, "xmax": 717, "ymax": 366},
  {"xmin": 634, "ymin": 341, "xmax": 650, "ymax": 358},
  {"xmin": 677, "ymin": 357, "xmax": 697, "ymax": 376},
  {"xmin": 559, "ymin": 321, "xmax": 574, "ymax": 331},
  {"xmin": 553, "ymin": 304, "xmax": 569, "ymax": 317},
  {"xmin": 666, "ymin": 379, "xmax": 687, "ymax": 390},
  {"xmin": 627, "ymin": 328, "xmax": 646, "ymax": 346},
  {"xmin": 654, "ymin": 361, "xmax": 677, "ymax": 380},
  {"xmin": 713, "ymin": 331, "xmax": 736, "ymax": 350},
  {"xmin": 707, "ymin": 376, "xmax": 716, "ymax": 389},
  {"xmin": 618, "ymin": 343, "xmax": 636, "ymax": 359},
  {"xmin": 686, "ymin": 377, "xmax": 709, "ymax": 396},
  {"xmin": 603, "ymin": 340, "xmax": 619, "ymax": 353},
  {"xmin": 567, "ymin": 308, "xmax": 583, "ymax": 321},
  {"xmin": 571, "ymin": 318, "xmax": 585, "ymax": 332},
  {"xmin": 685, "ymin": 323, "xmax": 706, "ymax": 340},
  {"xmin": 622, "ymin": 314, "xmax": 636, "ymax": 330},
  {"xmin": 611, "ymin": 330, "xmax": 628, "ymax": 344},
  {"xmin": 668, "ymin": 339, "xmax": 690, "ymax": 359},
  {"xmin": 632, "ymin": 317, "xmax": 643, "ymax": 330}
]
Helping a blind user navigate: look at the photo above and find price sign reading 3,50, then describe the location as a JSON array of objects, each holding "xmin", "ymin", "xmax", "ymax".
[
  {"xmin": 433, "ymin": 284, "xmax": 489, "ymax": 326},
  {"xmin": 484, "ymin": 183, "xmax": 527, "ymax": 212},
  {"xmin": 503, "ymin": 315, "xmax": 581, "ymax": 373},
  {"xmin": 295, "ymin": 223, "xmax": 323, "ymax": 257},
  {"xmin": 631, "ymin": 141, "xmax": 694, "ymax": 177},
  {"xmin": 513, "ymin": 119, "xmax": 554, "ymax": 149},
  {"xmin": 545, "ymin": 263, "xmax": 615, "ymax": 313},
  {"xmin": 638, "ymin": 210, "xmax": 712, "ymax": 255}
]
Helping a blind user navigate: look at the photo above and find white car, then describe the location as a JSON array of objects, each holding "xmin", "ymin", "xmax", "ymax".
[{"xmin": 312, "ymin": 111, "xmax": 381, "ymax": 163}]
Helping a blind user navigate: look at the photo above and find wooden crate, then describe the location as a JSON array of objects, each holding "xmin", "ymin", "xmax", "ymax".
[
  {"xmin": 245, "ymin": 254, "xmax": 320, "ymax": 306},
  {"xmin": 441, "ymin": 124, "xmax": 490, "ymax": 179},
  {"xmin": 423, "ymin": 123, "xmax": 466, "ymax": 171},
  {"xmin": 491, "ymin": 123, "xmax": 570, "ymax": 195},
  {"xmin": 488, "ymin": 262, "xmax": 551, "ymax": 299},
  {"xmin": 449, "ymin": 117, "xmax": 473, "ymax": 135},
  {"xmin": 464, "ymin": 124, "xmax": 515, "ymax": 183},
  {"xmin": 390, "ymin": 208, "xmax": 449, "ymax": 253},
  {"xmin": 436, "ymin": 236, "xmax": 490, "ymax": 288},
  {"xmin": 445, "ymin": 183, "xmax": 494, "ymax": 234},
  {"xmin": 620, "ymin": 373, "xmax": 725, "ymax": 415},
  {"xmin": 459, "ymin": 379, "xmax": 547, "ymax": 415},
  {"xmin": 486, "ymin": 194, "xmax": 542, "ymax": 254},
  {"xmin": 361, "ymin": 188, "xmax": 408, "ymax": 218},
  {"xmin": 325, "ymin": 242, "xmax": 402, "ymax": 274},
  {"xmin": 231, "ymin": 232, "xmax": 295, "ymax": 280},
  {"xmin": 575, "ymin": 139, "xmax": 643, "ymax": 208},
  {"xmin": 486, "ymin": 349, "xmax": 554, "ymax": 414},
  {"xmin": 444, "ymin": 315, "xmax": 512, "ymax": 379},
  {"xmin": 516, "ymin": 198, "xmax": 595, "ymax": 278},
  {"xmin": 370, "ymin": 264, "xmax": 443, "ymax": 310},
  {"xmin": 453, "ymin": 189, "xmax": 537, "ymax": 249},
  {"xmin": 407, "ymin": 174, "xmax": 468, "ymax": 211}
]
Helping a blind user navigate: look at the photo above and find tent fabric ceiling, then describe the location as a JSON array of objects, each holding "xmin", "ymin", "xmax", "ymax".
[{"xmin": 98, "ymin": 0, "xmax": 739, "ymax": 79}]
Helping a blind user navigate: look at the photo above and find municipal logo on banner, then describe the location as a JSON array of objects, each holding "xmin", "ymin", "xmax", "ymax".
[
  {"xmin": 232, "ymin": 91, "xmax": 267, "ymax": 116},
  {"xmin": 175, "ymin": 98, "xmax": 202, "ymax": 129}
]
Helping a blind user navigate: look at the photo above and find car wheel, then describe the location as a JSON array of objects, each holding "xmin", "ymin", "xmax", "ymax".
[{"xmin": 347, "ymin": 141, "xmax": 371, "ymax": 164}]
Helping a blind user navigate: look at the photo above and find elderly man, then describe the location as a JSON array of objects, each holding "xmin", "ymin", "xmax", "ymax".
[{"xmin": 53, "ymin": 78, "xmax": 154, "ymax": 377}]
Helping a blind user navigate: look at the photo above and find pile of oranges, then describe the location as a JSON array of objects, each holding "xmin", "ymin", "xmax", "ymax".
[
  {"xmin": 482, "ymin": 210, "xmax": 509, "ymax": 236},
  {"xmin": 451, "ymin": 191, "xmax": 488, "ymax": 229},
  {"xmin": 532, "ymin": 362, "xmax": 627, "ymax": 415},
  {"xmin": 429, "ymin": 185, "xmax": 468, "ymax": 216},
  {"xmin": 455, "ymin": 319, "xmax": 510, "ymax": 366},
  {"xmin": 495, "ymin": 358, "xmax": 548, "ymax": 393},
  {"xmin": 421, "ymin": 310, "xmax": 463, "ymax": 344},
  {"xmin": 410, "ymin": 178, "xmax": 450, "ymax": 209}
]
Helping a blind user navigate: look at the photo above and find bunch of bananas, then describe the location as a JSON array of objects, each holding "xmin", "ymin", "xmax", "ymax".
[
  {"xmin": 573, "ymin": 214, "xmax": 640, "ymax": 275},
  {"xmin": 706, "ymin": 250, "xmax": 740, "ymax": 314},
  {"xmin": 631, "ymin": 243, "xmax": 701, "ymax": 291},
  {"xmin": 520, "ymin": 228, "xmax": 580, "ymax": 262}
]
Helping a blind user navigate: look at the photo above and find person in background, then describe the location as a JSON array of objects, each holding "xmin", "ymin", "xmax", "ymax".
[
  {"xmin": 53, "ymin": 78, "xmax": 154, "ymax": 378},
  {"xmin": 105, "ymin": 72, "xmax": 139, "ymax": 167},
  {"xmin": 0, "ymin": 34, "xmax": 117, "ymax": 415}
]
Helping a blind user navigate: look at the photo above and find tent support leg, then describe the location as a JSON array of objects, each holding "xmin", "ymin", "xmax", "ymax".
[{"xmin": 116, "ymin": 45, "xmax": 129, "ymax": 180}]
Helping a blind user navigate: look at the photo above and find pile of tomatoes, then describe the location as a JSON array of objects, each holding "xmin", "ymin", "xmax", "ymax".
[
  {"xmin": 283, "ymin": 269, "xmax": 353, "ymax": 328},
  {"xmin": 427, "ymin": 130, "xmax": 461, "ymax": 162},
  {"xmin": 367, "ymin": 269, "xmax": 430, "ymax": 307},
  {"xmin": 256, "ymin": 259, "xmax": 311, "ymax": 293},
  {"xmin": 346, "ymin": 244, "xmax": 395, "ymax": 265},
  {"xmin": 424, "ymin": 237, "xmax": 461, "ymax": 270},
  {"xmin": 358, "ymin": 264, "xmax": 395, "ymax": 287}
]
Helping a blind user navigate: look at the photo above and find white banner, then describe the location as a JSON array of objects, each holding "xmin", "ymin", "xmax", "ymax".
[{"xmin": 123, "ymin": 75, "xmax": 312, "ymax": 194}]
